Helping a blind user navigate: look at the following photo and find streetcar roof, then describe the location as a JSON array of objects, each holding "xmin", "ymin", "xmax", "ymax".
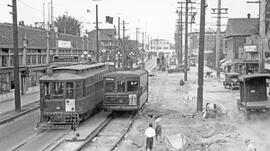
[
  {"xmin": 105, "ymin": 70, "xmax": 147, "ymax": 78},
  {"xmin": 54, "ymin": 63, "xmax": 105, "ymax": 71},
  {"xmin": 239, "ymin": 74, "xmax": 270, "ymax": 81}
]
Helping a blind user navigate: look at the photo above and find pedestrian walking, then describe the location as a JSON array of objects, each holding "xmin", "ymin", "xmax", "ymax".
[
  {"xmin": 155, "ymin": 119, "xmax": 162, "ymax": 141},
  {"xmin": 245, "ymin": 139, "xmax": 256, "ymax": 151},
  {"xmin": 145, "ymin": 123, "xmax": 156, "ymax": 151}
]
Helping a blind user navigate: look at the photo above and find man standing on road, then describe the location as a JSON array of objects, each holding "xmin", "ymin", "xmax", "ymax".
[
  {"xmin": 245, "ymin": 139, "xmax": 256, "ymax": 151},
  {"xmin": 145, "ymin": 123, "xmax": 156, "ymax": 151}
]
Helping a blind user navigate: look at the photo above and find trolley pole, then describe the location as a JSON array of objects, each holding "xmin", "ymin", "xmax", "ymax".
[
  {"xmin": 10, "ymin": 0, "xmax": 21, "ymax": 111},
  {"xmin": 197, "ymin": 0, "xmax": 206, "ymax": 112},
  {"xmin": 96, "ymin": 4, "xmax": 99, "ymax": 62}
]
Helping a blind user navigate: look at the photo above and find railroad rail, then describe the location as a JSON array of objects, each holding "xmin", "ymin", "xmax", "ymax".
[{"xmin": 78, "ymin": 111, "xmax": 138, "ymax": 151}]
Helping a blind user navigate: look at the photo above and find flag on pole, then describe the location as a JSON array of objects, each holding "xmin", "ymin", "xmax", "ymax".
[{"xmin": 105, "ymin": 16, "xmax": 113, "ymax": 24}]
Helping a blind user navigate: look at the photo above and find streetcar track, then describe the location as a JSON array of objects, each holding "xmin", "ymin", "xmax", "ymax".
[{"xmin": 78, "ymin": 111, "xmax": 138, "ymax": 151}]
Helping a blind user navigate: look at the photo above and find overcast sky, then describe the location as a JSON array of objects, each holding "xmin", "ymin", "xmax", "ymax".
[{"xmin": 0, "ymin": 0, "xmax": 258, "ymax": 42}]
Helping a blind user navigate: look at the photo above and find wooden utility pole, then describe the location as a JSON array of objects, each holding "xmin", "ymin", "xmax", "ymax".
[
  {"xmin": 216, "ymin": 0, "xmax": 221, "ymax": 78},
  {"xmin": 259, "ymin": 0, "xmax": 266, "ymax": 73},
  {"xmin": 197, "ymin": 0, "xmax": 206, "ymax": 112},
  {"xmin": 96, "ymin": 4, "xmax": 99, "ymax": 62},
  {"xmin": 11, "ymin": 0, "xmax": 21, "ymax": 111},
  {"xmin": 51, "ymin": 0, "xmax": 54, "ymax": 30},
  {"xmin": 184, "ymin": 0, "xmax": 189, "ymax": 81}
]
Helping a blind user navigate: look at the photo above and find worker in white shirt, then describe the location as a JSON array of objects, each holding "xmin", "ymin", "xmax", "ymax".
[
  {"xmin": 245, "ymin": 139, "xmax": 256, "ymax": 151},
  {"xmin": 145, "ymin": 123, "xmax": 156, "ymax": 151}
]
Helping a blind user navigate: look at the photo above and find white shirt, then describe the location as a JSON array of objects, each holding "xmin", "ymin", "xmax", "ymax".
[
  {"xmin": 145, "ymin": 127, "xmax": 156, "ymax": 138},
  {"xmin": 247, "ymin": 143, "xmax": 256, "ymax": 151}
]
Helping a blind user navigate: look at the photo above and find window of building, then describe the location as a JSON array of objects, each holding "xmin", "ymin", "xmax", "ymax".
[{"xmin": 32, "ymin": 55, "xmax": 36, "ymax": 65}]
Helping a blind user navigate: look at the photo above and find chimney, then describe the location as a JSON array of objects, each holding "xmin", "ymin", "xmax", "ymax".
[{"xmin": 247, "ymin": 13, "xmax": 251, "ymax": 19}]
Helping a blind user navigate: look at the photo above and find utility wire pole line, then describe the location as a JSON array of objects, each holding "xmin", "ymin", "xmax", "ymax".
[
  {"xmin": 197, "ymin": 0, "xmax": 206, "ymax": 112},
  {"xmin": 9, "ymin": 0, "xmax": 21, "ymax": 111},
  {"xmin": 259, "ymin": 0, "xmax": 266, "ymax": 73},
  {"xmin": 96, "ymin": 4, "xmax": 99, "ymax": 62},
  {"xmin": 184, "ymin": 0, "xmax": 189, "ymax": 81}
]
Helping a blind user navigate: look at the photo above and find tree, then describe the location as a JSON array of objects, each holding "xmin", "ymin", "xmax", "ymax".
[{"xmin": 54, "ymin": 15, "xmax": 81, "ymax": 35}]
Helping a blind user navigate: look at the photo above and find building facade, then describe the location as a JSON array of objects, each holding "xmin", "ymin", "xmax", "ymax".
[
  {"xmin": 188, "ymin": 31, "xmax": 225, "ymax": 68},
  {"xmin": 223, "ymin": 17, "xmax": 259, "ymax": 73},
  {"xmin": 0, "ymin": 23, "xmax": 91, "ymax": 95}
]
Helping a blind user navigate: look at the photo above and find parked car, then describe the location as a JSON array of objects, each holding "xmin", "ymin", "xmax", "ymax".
[{"xmin": 223, "ymin": 72, "xmax": 240, "ymax": 90}]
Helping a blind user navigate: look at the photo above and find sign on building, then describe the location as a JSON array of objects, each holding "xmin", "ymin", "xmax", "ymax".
[
  {"xmin": 58, "ymin": 40, "xmax": 72, "ymax": 48},
  {"xmin": 244, "ymin": 45, "xmax": 257, "ymax": 52},
  {"xmin": 53, "ymin": 55, "xmax": 79, "ymax": 63}
]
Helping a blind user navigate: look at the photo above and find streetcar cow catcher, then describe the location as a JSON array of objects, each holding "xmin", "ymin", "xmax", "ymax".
[
  {"xmin": 37, "ymin": 63, "xmax": 109, "ymax": 129},
  {"xmin": 103, "ymin": 69, "xmax": 149, "ymax": 111}
]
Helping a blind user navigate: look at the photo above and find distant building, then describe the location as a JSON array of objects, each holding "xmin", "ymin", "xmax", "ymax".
[
  {"xmin": 223, "ymin": 16, "xmax": 259, "ymax": 73},
  {"xmin": 150, "ymin": 39, "xmax": 175, "ymax": 65},
  {"xmin": 188, "ymin": 31, "xmax": 225, "ymax": 68},
  {"xmin": 87, "ymin": 28, "xmax": 117, "ymax": 62}
]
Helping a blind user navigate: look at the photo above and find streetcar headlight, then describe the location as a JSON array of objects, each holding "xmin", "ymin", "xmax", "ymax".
[{"xmin": 56, "ymin": 106, "xmax": 61, "ymax": 110}]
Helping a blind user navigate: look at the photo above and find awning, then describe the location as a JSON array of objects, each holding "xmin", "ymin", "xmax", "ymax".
[{"xmin": 221, "ymin": 59, "xmax": 232, "ymax": 66}]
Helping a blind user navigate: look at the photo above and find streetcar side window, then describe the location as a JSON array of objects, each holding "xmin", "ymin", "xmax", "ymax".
[
  {"xmin": 66, "ymin": 82, "xmax": 74, "ymax": 99},
  {"xmin": 105, "ymin": 78, "xmax": 115, "ymax": 92},
  {"xmin": 117, "ymin": 80, "xmax": 126, "ymax": 92},
  {"xmin": 44, "ymin": 82, "xmax": 51, "ymax": 99},
  {"xmin": 76, "ymin": 81, "xmax": 82, "ymax": 98},
  {"xmin": 127, "ymin": 80, "xmax": 139, "ymax": 92}
]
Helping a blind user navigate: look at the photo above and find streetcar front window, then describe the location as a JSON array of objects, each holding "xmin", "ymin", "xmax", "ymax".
[
  {"xmin": 44, "ymin": 82, "xmax": 51, "ymax": 99},
  {"xmin": 105, "ymin": 78, "xmax": 115, "ymax": 92},
  {"xmin": 66, "ymin": 82, "xmax": 74, "ymax": 98},
  {"xmin": 127, "ymin": 80, "xmax": 138, "ymax": 92},
  {"xmin": 117, "ymin": 80, "xmax": 125, "ymax": 92},
  {"xmin": 52, "ymin": 82, "xmax": 64, "ymax": 99}
]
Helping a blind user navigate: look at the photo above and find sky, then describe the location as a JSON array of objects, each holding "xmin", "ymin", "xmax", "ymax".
[{"xmin": 0, "ymin": 0, "xmax": 259, "ymax": 43}]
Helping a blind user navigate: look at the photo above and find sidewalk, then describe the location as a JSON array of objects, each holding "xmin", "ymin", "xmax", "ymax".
[{"xmin": 0, "ymin": 87, "xmax": 40, "ymax": 115}]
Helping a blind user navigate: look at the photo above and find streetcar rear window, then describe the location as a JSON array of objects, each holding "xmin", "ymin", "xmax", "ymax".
[
  {"xmin": 105, "ymin": 78, "xmax": 115, "ymax": 92},
  {"xmin": 127, "ymin": 81, "xmax": 138, "ymax": 92},
  {"xmin": 52, "ymin": 82, "xmax": 64, "ymax": 99},
  {"xmin": 117, "ymin": 80, "xmax": 125, "ymax": 92}
]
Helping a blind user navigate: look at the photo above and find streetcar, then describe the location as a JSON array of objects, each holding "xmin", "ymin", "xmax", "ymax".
[
  {"xmin": 103, "ymin": 69, "xmax": 149, "ymax": 111},
  {"xmin": 37, "ymin": 63, "xmax": 109, "ymax": 129}
]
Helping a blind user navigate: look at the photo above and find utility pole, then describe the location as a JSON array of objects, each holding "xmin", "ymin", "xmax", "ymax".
[
  {"xmin": 259, "ymin": 0, "xmax": 266, "ymax": 73},
  {"xmin": 216, "ymin": 0, "xmax": 221, "ymax": 78},
  {"xmin": 96, "ymin": 4, "xmax": 99, "ymax": 62},
  {"xmin": 122, "ymin": 20, "xmax": 127, "ymax": 68},
  {"xmin": 179, "ymin": 4, "xmax": 183, "ymax": 64},
  {"xmin": 211, "ymin": 0, "xmax": 228, "ymax": 78},
  {"xmin": 197, "ymin": 0, "xmax": 206, "ymax": 112},
  {"xmin": 51, "ymin": 0, "xmax": 54, "ymax": 30},
  {"xmin": 9, "ymin": 0, "xmax": 21, "ymax": 111},
  {"xmin": 184, "ymin": 0, "xmax": 189, "ymax": 81},
  {"xmin": 43, "ymin": 3, "xmax": 45, "ymax": 28}
]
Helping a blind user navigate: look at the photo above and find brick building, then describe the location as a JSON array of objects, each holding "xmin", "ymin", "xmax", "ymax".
[{"xmin": 0, "ymin": 23, "xmax": 91, "ymax": 95}]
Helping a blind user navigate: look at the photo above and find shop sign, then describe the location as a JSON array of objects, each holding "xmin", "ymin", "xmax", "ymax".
[
  {"xmin": 58, "ymin": 40, "xmax": 72, "ymax": 48},
  {"xmin": 244, "ymin": 45, "xmax": 257, "ymax": 52}
]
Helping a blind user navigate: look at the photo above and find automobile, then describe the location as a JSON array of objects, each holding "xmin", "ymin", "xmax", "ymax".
[{"xmin": 223, "ymin": 72, "xmax": 240, "ymax": 90}]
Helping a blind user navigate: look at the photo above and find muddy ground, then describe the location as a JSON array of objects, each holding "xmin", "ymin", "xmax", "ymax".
[{"xmin": 115, "ymin": 66, "xmax": 270, "ymax": 151}]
